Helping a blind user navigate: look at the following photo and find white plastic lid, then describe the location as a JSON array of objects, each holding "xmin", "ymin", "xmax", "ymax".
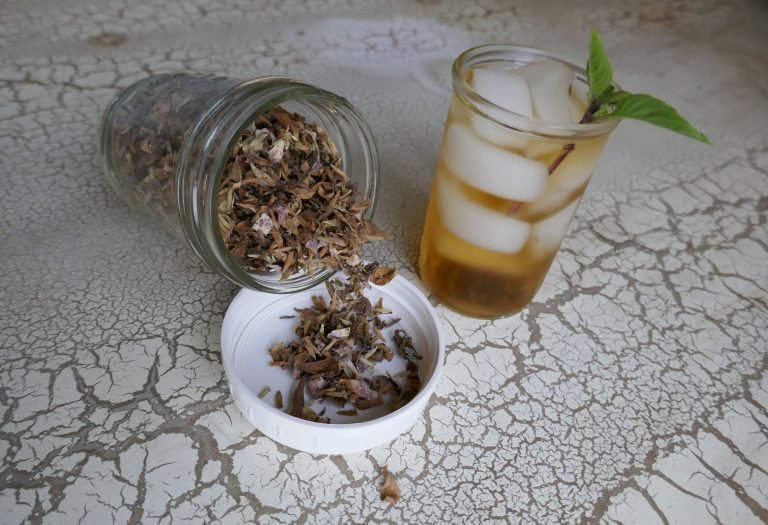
[{"xmin": 221, "ymin": 273, "xmax": 445, "ymax": 455}]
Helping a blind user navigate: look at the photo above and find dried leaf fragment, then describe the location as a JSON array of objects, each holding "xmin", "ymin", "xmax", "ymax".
[
  {"xmin": 252, "ymin": 213, "xmax": 273, "ymax": 235},
  {"xmin": 380, "ymin": 467, "xmax": 401, "ymax": 504},
  {"xmin": 274, "ymin": 390, "xmax": 284, "ymax": 409},
  {"xmin": 370, "ymin": 266, "xmax": 397, "ymax": 286},
  {"xmin": 290, "ymin": 378, "xmax": 306, "ymax": 418},
  {"xmin": 340, "ymin": 379, "xmax": 374, "ymax": 400},
  {"xmin": 328, "ymin": 327, "xmax": 351, "ymax": 338}
]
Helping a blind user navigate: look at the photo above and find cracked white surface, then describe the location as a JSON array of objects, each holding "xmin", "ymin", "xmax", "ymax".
[{"xmin": 1, "ymin": 0, "xmax": 767, "ymax": 523}]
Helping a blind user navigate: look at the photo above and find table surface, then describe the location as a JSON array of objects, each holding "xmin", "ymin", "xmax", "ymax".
[{"xmin": 2, "ymin": 0, "xmax": 768, "ymax": 523}]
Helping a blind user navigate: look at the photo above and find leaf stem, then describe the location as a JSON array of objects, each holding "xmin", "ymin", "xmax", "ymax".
[{"xmin": 547, "ymin": 143, "xmax": 574, "ymax": 175}]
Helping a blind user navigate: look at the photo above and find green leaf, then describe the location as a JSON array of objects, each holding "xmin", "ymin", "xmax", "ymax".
[
  {"xmin": 598, "ymin": 93, "xmax": 710, "ymax": 143},
  {"xmin": 592, "ymin": 90, "xmax": 632, "ymax": 117},
  {"xmin": 587, "ymin": 30, "xmax": 613, "ymax": 102},
  {"xmin": 603, "ymin": 90, "xmax": 633, "ymax": 104}
]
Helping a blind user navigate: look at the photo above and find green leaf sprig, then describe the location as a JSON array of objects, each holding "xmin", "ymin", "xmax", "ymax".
[{"xmin": 584, "ymin": 30, "xmax": 710, "ymax": 143}]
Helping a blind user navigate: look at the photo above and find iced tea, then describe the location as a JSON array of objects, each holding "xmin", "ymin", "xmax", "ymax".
[{"xmin": 419, "ymin": 46, "xmax": 617, "ymax": 318}]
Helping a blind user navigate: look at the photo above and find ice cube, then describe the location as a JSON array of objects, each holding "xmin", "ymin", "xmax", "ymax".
[
  {"xmin": 470, "ymin": 68, "xmax": 533, "ymax": 149},
  {"xmin": 518, "ymin": 60, "xmax": 575, "ymax": 123},
  {"xmin": 524, "ymin": 82, "xmax": 589, "ymax": 158},
  {"xmin": 441, "ymin": 123, "xmax": 548, "ymax": 202},
  {"xmin": 437, "ymin": 176, "xmax": 531, "ymax": 254},
  {"xmin": 433, "ymin": 225, "xmax": 537, "ymax": 277},
  {"xmin": 569, "ymin": 80, "xmax": 588, "ymax": 122},
  {"xmin": 471, "ymin": 117, "xmax": 530, "ymax": 150},
  {"xmin": 569, "ymin": 101, "xmax": 583, "ymax": 123},
  {"xmin": 529, "ymin": 198, "xmax": 580, "ymax": 254},
  {"xmin": 472, "ymin": 68, "xmax": 533, "ymax": 117},
  {"xmin": 525, "ymin": 140, "xmax": 564, "ymax": 159}
]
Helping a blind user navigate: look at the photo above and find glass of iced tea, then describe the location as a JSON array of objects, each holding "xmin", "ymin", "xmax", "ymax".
[{"xmin": 419, "ymin": 45, "xmax": 620, "ymax": 318}]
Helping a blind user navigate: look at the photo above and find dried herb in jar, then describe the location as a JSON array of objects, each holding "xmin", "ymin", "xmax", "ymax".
[
  {"xmin": 268, "ymin": 263, "xmax": 421, "ymax": 423},
  {"xmin": 113, "ymin": 78, "xmax": 385, "ymax": 280},
  {"xmin": 112, "ymin": 74, "xmax": 237, "ymax": 228},
  {"xmin": 217, "ymin": 106, "xmax": 386, "ymax": 279}
]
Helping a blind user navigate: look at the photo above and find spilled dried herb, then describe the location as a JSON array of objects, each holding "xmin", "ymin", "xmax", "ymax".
[
  {"xmin": 268, "ymin": 263, "xmax": 421, "ymax": 423},
  {"xmin": 380, "ymin": 467, "xmax": 401, "ymax": 504},
  {"xmin": 217, "ymin": 106, "xmax": 386, "ymax": 279}
]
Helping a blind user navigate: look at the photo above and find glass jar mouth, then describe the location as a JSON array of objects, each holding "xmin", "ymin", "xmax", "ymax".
[
  {"xmin": 177, "ymin": 77, "xmax": 379, "ymax": 293},
  {"xmin": 452, "ymin": 44, "xmax": 620, "ymax": 139}
]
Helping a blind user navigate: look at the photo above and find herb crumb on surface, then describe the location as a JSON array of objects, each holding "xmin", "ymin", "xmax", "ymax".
[{"xmin": 380, "ymin": 467, "xmax": 401, "ymax": 504}]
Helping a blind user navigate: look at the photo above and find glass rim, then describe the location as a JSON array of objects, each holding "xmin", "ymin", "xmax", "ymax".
[{"xmin": 452, "ymin": 43, "xmax": 621, "ymax": 139}]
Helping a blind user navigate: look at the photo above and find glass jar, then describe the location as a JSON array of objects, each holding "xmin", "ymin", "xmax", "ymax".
[
  {"xmin": 419, "ymin": 45, "xmax": 619, "ymax": 318},
  {"xmin": 100, "ymin": 73, "xmax": 379, "ymax": 293}
]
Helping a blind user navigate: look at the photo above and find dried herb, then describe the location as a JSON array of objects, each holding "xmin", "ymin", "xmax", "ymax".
[
  {"xmin": 112, "ymin": 75, "xmax": 387, "ymax": 281},
  {"xmin": 380, "ymin": 467, "xmax": 401, "ymax": 504},
  {"xmin": 112, "ymin": 74, "xmax": 238, "ymax": 229},
  {"xmin": 113, "ymin": 77, "xmax": 413, "ymax": 420},
  {"xmin": 217, "ymin": 106, "xmax": 385, "ymax": 279},
  {"xmin": 274, "ymin": 391, "xmax": 283, "ymax": 409},
  {"xmin": 268, "ymin": 264, "xmax": 421, "ymax": 423},
  {"xmin": 290, "ymin": 378, "xmax": 306, "ymax": 418}
]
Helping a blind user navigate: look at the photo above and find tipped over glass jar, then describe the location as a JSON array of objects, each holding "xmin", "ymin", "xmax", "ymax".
[
  {"xmin": 100, "ymin": 73, "xmax": 379, "ymax": 293},
  {"xmin": 419, "ymin": 45, "xmax": 620, "ymax": 318}
]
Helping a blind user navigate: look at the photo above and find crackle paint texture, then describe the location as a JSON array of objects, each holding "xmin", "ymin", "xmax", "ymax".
[{"xmin": 1, "ymin": 0, "xmax": 767, "ymax": 524}]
